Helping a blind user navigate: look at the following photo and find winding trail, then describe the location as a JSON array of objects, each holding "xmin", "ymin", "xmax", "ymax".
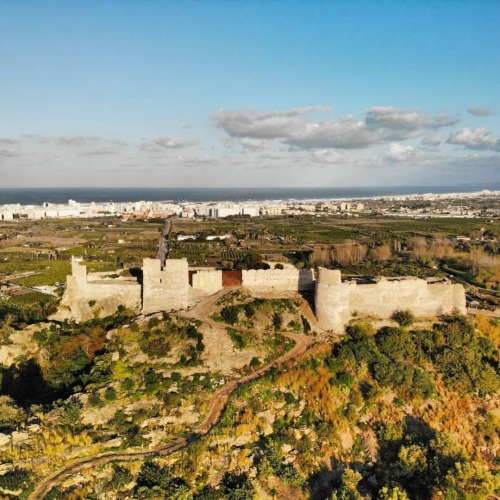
[{"xmin": 29, "ymin": 288, "xmax": 320, "ymax": 499}]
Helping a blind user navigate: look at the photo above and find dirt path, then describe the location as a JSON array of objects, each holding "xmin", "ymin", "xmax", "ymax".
[{"xmin": 28, "ymin": 291, "xmax": 319, "ymax": 499}]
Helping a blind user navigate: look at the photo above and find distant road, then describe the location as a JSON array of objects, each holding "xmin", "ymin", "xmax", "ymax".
[{"xmin": 156, "ymin": 219, "xmax": 171, "ymax": 264}]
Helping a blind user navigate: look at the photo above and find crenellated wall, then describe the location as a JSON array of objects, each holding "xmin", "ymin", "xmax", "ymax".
[
  {"xmin": 59, "ymin": 258, "xmax": 467, "ymax": 330},
  {"xmin": 57, "ymin": 258, "xmax": 142, "ymax": 322},
  {"xmin": 142, "ymin": 258, "xmax": 189, "ymax": 314},
  {"xmin": 315, "ymin": 268, "xmax": 467, "ymax": 332}
]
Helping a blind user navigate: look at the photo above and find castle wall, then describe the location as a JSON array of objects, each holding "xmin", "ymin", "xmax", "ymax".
[
  {"xmin": 315, "ymin": 268, "xmax": 466, "ymax": 332},
  {"xmin": 58, "ymin": 259, "xmax": 142, "ymax": 322},
  {"xmin": 315, "ymin": 269, "xmax": 351, "ymax": 331},
  {"xmin": 191, "ymin": 269, "xmax": 223, "ymax": 294},
  {"xmin": 142, "ymin": 258, "xmax": 189, "ymax": 314},
  {"xmin": 242, "ymin": 266, "xmax": 299, "ymax": 293},
  {"xmin": 59, "ymin": 257, "xmax": 466, "ymax": 330}
]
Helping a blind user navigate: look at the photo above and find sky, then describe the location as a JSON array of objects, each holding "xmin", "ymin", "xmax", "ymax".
[{"xmin": 0, "ymin": 0, "xmax": 499, "ymax": 188}]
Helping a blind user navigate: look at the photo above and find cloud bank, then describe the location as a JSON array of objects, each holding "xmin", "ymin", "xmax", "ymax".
[{"xmin": 214, "ymin": 106, "xmax": 460, "ymax": 150}]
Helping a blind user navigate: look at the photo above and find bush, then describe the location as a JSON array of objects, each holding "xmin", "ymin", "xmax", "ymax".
[
  {"xmin": 244, "ymin": 303, "xmax": 255, "ymax": 318},
  {"xmin": 391, "ymin": 309, "xmax": 415, "ymax": 327},
  {"xmin": 227, "ymin": 328, "xmax": 247, "ymax": 350},
  {"xmin": 0, "ymin": 396, "xmax": 26, "ymax": 431},
  {"xmin": 88, "ymin": 392, "xmax": 103, "ymax": 407},
  {"xmin": 220, "ymin": 471, "xmax": 255, "ymax": 499},
  {"xmin": 121, "ymin": 378, "xmax": 134, "ymax": 391},
  {"xmin": 0, "ymin": 468, "xmax": 31, "ymax": 491},
  {"xmin": 250, "ymin": 356, "xmax": 261, "ymax": 367},
  {"xmin": 144, "ymin": 369, "xmax": 159, "ymax": 393},
  {"xmin": 107, "ymin": 465, "xmax": 133, "ymax": 491},
  {"xmin": 221, "ymin": 306, "xmax": 239, "ymax": 325},
  {"xmin": 273, "ymin": 313, "xmax": 283, "ymax": 331},
  {"xmin": 104, "ymin": 387, "xmax": 117, "ymax": 402}
]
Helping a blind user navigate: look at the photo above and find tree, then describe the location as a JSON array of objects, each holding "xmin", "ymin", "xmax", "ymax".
[
  {"xmin": 332, "ymin": 468, "xmax": 363, "ymax": 500},
  {"xmin": 378, "ymin": 485, "xmax": 409, "ymax": 499},
  {"xmin": 445, "ymin": 462, "xmax": 500, "ymax": 497},
  {"xmin": 0, "ymin": 396, "xmax": 26, "ymax": 431},
  {"xmin": 219, "ymin": 471, "xmax": 255, "ymax": 499}
]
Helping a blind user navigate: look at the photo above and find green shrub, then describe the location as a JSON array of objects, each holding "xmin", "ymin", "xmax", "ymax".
[
  {"xmin": 0, "ymin": 468, "xmax": 31, "ymax": 491},
  {"xmin": 104, "ymin": 387, "xmax": 117, "ymax": 402},
  {"xmin": 220, "ymin": 306, "xmax": 239, "ymax": 325},
  {"xmin": 391, "ymin": 309, "xmax": 415, "ymax": 327},
  {"xmin": 120, "ymin": 378, "xmax": 135, "ymax": 391}
]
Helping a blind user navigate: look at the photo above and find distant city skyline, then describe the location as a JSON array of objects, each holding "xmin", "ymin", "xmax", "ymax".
[{"xmin": 0, "ymin": 1, "xmax": 499, "ymax": 187}]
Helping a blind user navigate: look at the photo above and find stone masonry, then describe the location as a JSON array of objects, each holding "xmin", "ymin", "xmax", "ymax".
[{"xmin": 59, "ymin": 258, "xmax": 466, "ymax": 330}]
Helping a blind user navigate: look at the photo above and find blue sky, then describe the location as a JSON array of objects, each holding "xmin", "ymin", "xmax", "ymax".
[{"xmin": 0, "ymin": 0, "xmax": 499, "ymax": 187}]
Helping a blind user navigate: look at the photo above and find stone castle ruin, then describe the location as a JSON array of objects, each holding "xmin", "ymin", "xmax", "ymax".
[
  {"xmin": 58, "ymin": 257, "xmax": 466, "ymax": 331},
  {"xmin": 315, "ymin": 269, "xmax": 466, "ymax": 331}
]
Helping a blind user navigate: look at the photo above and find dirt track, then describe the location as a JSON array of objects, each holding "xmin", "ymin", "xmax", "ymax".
[{"xmin": 29, "ymin": 289, "xmax": 319, "ymax": 499}]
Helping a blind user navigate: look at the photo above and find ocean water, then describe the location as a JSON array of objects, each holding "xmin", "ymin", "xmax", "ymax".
[{"xmin": 0, "ymin": 185, "xmax": 497, "ymax": 205}]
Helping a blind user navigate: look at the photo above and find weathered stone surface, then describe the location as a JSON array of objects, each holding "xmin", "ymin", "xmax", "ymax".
[
  {"xmin": 142, "ymin": 258, "xmax": 189, "ymax": 314},
  {"xmin": 57, "ymin": 257, "xmax": 142, "ymax": 322},
  {"xmin": 315, "ymin": 268, "xmax": 466, "ymax": 332},
  {"xmin": 191, "ymin": 269, "xmax": 223, "ymax": 294},
  {"xmin": 57, "ymin": 258, "xmax": 466, "ymax": 333}
]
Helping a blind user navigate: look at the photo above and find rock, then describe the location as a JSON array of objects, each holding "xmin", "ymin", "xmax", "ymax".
[
  {"xmin": 102, "ymin": 437, "xmax": 122, "ymax": 449},
  {"xmin": 0, "ymin": 433, "xmax": 11, "ymax": 448},
  {"xmin": 11, "ymin": 431, "xmax": 29, "ymax": 445},
  {"xmin": 339, "ymin": 430, "xmax": 353, "ymax": 451}
]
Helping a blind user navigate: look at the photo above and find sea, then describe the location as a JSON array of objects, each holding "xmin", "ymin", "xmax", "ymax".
[{"xmin": 0, "ymin": 185, "xmax": 498, "ymax": 205}]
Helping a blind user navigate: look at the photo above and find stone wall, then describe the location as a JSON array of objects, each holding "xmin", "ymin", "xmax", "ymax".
[
  {"xmin": 315, "ymin": 268, "xmax": 466, "ymax": 332},
  {"xmin": 58, "ymin": 258, "xmax": 466, "ymax": 330},
  {"xmin": 242, "ymin": 264, "xmax": 299, "ymax": 293},
  {"xmin": 142, "ymin": 258, "xmax": 189, "ymax": 314},
  {"xmin": 190, "ymin": 269, "xmax": 223, "ymax": 299},
  {"xmin": 58, "ymin": 258, "xmax": 142, "ymax": 322}
]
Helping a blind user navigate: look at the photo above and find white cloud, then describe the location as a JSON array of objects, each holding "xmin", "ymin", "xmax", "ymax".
[
  {"xmin": 384, "ymin": 143, "xmax": 416, "ymax": 162},
  {"xmin": 287, "ymin": 117, "xmax": 379, "ymax": 149},
  {"xmin": 153, "ymin": 136, "xmax": 199, "ymax": 149},
  {"xmin": 451, "ymin": 153, "xmax": 500, "ymax": 169},
  {"xmin": 0, "ymin": 148, "xmax": 22, "ymax": 158},
  {"xmin": 140, "ymin": 136, "xmax": 199, "ymax": 151},
  {"xmin": 467, "ymin": 106, "xmax": 495, "ymax": 116},
  {"xmin": 421, "ymin": 133, "xmax": 442, "ymax": 147},
  {"xmin": 0, "ymin": 138, "xmax": 18, "ymax": 145},
  {"xmin": 176, "ymin": 154, "xmax": 216, "ymax": 167},
  {"xmin": 365, "ymin": 106, "xmax": 459, "ymax": 133},
  {"xmin": 447, "ymin": 127, "xmax": 500, "ymax": 151},
  {"xmin": 213, "ymin": 105, "xmax": 331, "ymax": 140},
  {"xmin": 239, "ymin": 137, "xmax": 269, "ymax": 151},
  {"xmin": 214, "ymin": 105, "xmax": 459, "ymax": 151},
  {"xmin": 311, "ymin": 149, "xmax": 358, "ymax": 164},
  {"xmin": 57, "ymin": 136, "xmax": 99, "ymax": 147},
  {"xmin": 78, "ymin": 148, "xmax": 118, "ymax": 157}
]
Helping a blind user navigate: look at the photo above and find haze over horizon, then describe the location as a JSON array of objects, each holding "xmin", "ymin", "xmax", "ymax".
[{"xmin": 0, "ymin": 1, "xmax": 499, "ymax": 188}]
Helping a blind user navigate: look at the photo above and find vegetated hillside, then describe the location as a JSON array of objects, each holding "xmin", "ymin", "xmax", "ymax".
[
  {"xmin": 0, "ymin": 304, "xmax": 296, "ymax": 497},
  {"xmin": 160, "ymin": 315, "xmax": 496, "ymax": 500},
  {"xmin": 12, "ymin": 313, "xmax": 497, "ymax": 499}
]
